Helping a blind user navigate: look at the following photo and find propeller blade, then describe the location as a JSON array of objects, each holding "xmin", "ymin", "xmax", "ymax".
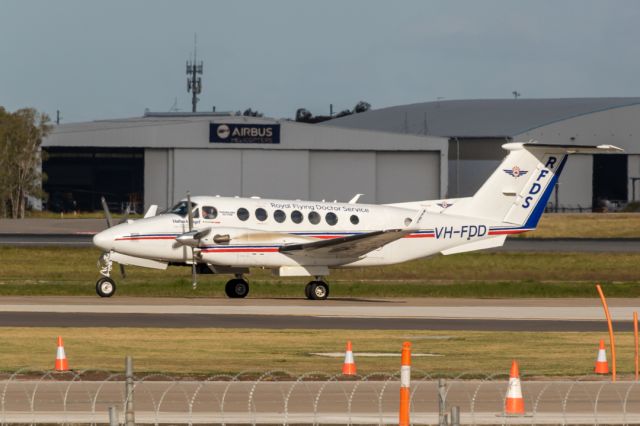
[
  {"xmin": 118, "ymin": 203, "xmax": 131, "ymax": 225},
  {"xmin": 119, "ymin": 264, "xmax": 127, "ymax": 279},
  {"xmin": 186, "ymin": 191, "xmax": 197, "ymax": 289},
  {"xmin": 186, "ymin": 191, "xmax": 194, "ymax": 232},
  {"xmin": 191, "ymin": 249, "xmax": 197, "ymax": 290},
  {"xmin": 100, "ymin": 197, "xmax": 114, "ymax": 228}
]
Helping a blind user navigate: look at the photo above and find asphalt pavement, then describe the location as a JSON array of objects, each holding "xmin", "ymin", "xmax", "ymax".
[{"xmin": 0, "ymin": 296, "xmax": 637, "ymax": 331}]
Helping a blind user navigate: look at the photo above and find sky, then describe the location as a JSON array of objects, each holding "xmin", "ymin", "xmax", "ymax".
[{"xmin": 1, "ymin": 0, "xmax": 640, "ymax": 123}]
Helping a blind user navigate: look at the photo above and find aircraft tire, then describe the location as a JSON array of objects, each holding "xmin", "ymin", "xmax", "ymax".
[
  {"xmin": 225, "ymin": 279, "xmax": 249, "ymax": 298},
  {"xmin": 304, "ymin": 282, "xmax": 314, "ymax": 299},
  {"xmin": 96, "ymin": 277, "xmax": 116, "ymax": 298},
  {"xmin": 309, "ymin": 281, "xmax": 329, "ymax": 300}
]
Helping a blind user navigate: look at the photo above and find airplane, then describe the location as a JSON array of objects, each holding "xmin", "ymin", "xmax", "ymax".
[{"xmin": 92, "ymin": 142, "xmax": 622, "ymax": 300}]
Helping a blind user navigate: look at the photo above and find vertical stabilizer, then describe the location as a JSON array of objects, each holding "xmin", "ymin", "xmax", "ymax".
[{"xmin": 445, "ymin": 143, "xmax": 623, "ymax": 229}]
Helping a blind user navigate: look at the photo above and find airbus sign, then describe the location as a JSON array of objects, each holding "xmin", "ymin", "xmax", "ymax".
[{"xmin": 209, "ymin": 123, "xmax": 280, "ymax": 144}]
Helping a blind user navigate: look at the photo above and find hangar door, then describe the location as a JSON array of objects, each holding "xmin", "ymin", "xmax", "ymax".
[
  {"xmin": 376, "ymin": 152, "xmax": 440, "ymax": 203},
  {"xmin": 309, "ymin": 151, "xmax": 440, "ymax": 204}
]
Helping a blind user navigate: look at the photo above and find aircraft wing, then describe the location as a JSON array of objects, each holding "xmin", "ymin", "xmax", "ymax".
[{"xmin": 279, "ymin": 228, "xmax": 411, "ymax": 258}]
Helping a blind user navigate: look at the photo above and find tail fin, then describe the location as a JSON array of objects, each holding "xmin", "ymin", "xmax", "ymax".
[{"xmin": 446, "ymin": 142, "xmax": 623, "ymax": 228}]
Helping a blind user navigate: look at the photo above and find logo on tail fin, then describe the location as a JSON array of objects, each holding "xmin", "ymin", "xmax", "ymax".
[{"xmin": 504, "ymin": 166, "xmax": 528, "ymax": 178}]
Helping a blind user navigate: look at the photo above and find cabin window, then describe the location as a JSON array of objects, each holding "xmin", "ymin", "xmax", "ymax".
[
  {"xmin": 350, "ymin": 214, "xmax": 359, "ymax": 225},
  {"xmin": 192, "ymin": 208, "xmax": 200, "ymax": 219},
  {"xmin": 308, "ymin": 211, "xmax": 321, "ymax": 225},
  {"xmin": 202, "ymin": 206, "xmax": 218, "ymax": 219},
  {"xmin": 237, "ymin": 207, "xmax": 250, "ymax": 221},
  {"xmin": 291, "ymin": 210, "xmax": 303, "ymax": 224},
  {"xmin": 255, "ymin": 208, "xmax": 268, "ymax": 221},
  {"xmin": 325, "ymin": 212, "xmax": 338, "ymax": 226},
  {"xmin": 274, "ymin": 209, "xmax": 286, "ymax": 223},
  {"xmin": 404, "ymin": 218, "xmax": 412, "ymax": 226}
]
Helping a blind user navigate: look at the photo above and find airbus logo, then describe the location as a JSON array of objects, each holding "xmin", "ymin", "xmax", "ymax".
[
  {"xmin": 504, "ymin": 166, "xmax": 528, "ymax": 178},
  {"xmin": 217, "ymin": 124, "xmax": 231, "ymax": 139}
]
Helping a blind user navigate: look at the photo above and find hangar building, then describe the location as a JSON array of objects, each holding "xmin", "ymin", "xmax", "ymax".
[
  {"xmin": 43, "ymin": 113, "xmax": 448, "ymax": 212},
  {"xmin": 327, "ymin": 98, "xmax": 640, "ymax": 211}
]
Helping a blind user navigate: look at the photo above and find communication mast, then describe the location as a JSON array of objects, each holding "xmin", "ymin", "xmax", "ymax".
[{"xmin": 186, "ymin": 35, "xmax": 203, "ymax": 113}]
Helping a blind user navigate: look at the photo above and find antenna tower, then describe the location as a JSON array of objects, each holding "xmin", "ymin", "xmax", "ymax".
[{"xmin": 186, "ymin": 34, "xmax": 203, "ymax": 112}]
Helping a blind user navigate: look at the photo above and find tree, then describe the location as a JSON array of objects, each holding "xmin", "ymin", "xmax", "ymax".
[
  {"xmin": 295, "ymin": 101, "xmax": 372, "ymax": 123},
  {"xmin": 295, "ymin": 108, "xmax": 312, "ymax": 122},
  {"xmin": 243, "ymin": 108, "xmax": 263, "ymax": 117},
  {"xmin": 0, "ymin": 107, "xmax": 51, "ymax": 218},
  {"xmin": 353, "ymin": 101, "xmax": 371, "ymax": 114}
]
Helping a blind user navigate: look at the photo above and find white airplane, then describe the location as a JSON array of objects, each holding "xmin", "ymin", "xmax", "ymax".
[{"xmin": 93, "ymin": 142, "xmax": 622, "ymax": 300}]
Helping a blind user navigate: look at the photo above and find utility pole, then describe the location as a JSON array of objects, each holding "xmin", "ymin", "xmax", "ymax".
[
  {"xmin": 56, "ymin": 110, "xmax": 61, "ymax": 125},
  {"xmin": 186, "ymin": 34, "xmax": 203, "ymax": 113}
]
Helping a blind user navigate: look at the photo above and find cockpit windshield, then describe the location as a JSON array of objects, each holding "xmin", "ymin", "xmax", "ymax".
[{"xmin": 164, "ymin": 201, "xmax": 198, "ymax": 217}]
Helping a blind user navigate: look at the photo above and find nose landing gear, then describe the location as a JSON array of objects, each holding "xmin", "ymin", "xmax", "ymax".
[
  {"xmin": 96, "ymin": 277, "xmax": 116, "ymax": 297},
  {"xmin": 96, "ymin": 252, "xmax": 117, "ymax": 297}
]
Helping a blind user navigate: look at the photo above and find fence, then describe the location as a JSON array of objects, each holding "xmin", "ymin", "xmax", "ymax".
[{"xmin": 1, "ymin": 367, "xmax": 639, "ymax": 425}]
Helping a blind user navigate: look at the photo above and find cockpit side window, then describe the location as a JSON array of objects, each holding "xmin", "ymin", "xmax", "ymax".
[{"xmin": 167, "ymin": 201, "xmax": 198, "ymax": 217}]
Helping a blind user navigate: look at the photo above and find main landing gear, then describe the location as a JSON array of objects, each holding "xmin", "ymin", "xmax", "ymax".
[
  {"xmin": 305, "ymin": 279, "xmax": 329, "ymax": 300},
  {"xmin": 225, "ymin": 275, "xmax": 250, "ymax": 298}
]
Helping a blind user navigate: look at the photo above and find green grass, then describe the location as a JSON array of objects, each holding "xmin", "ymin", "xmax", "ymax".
[
  {"xmin": 0, "ymin": 328, "xmax": 635, "ymax": 378},
  {"xmin": 519, "ymin": 213, "xmax": 640, "ymax": 239},
  {"xmin": 1, "ymin": 247, "xmax": 639, "ymax": 298}
]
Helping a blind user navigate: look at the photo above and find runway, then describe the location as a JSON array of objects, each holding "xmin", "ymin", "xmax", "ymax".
[
  {"xmin": 1, "ymin": 233, "xmax": 639, "ymax": 251},
  {"xmin": 0, "ymin": 296, "xmax": 637, "ymax": 331}
]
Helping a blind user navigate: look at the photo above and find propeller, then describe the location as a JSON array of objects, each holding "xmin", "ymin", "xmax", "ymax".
[
  {"xmin": 186, "ymin": 191, "xmax": 198, "ymax": 290},
  {"xmin": 100, "ymin": 197, "xmax": 128, "ymax": 279}
]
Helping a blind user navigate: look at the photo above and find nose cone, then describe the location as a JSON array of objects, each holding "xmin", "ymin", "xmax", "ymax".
[{"xmin": 93, "ymin": 228, "xmax": 116, "ymax": 251}]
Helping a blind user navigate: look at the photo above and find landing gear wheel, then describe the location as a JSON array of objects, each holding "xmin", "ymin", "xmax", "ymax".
[
  {"xmin": 225, "ymin": 278, "xmax": 249, "ymax": 298},
  {"xmin": 96, "ymin": 277, "xmax": 116, "ymax": 298},
  {"xmin": 307, "ymin": 281, "xmax": 329, "ymax": 300},
  {"xmin": 304, "ymin": 282, "xmax": 314, "ymax": 300}
]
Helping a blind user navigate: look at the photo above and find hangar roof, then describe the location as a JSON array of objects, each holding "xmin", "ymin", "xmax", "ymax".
[
  {"xmin": 44, "ymin": 113, "xmax": 448, "ymax": 152},
  {"xmin": 324, "ymin": 98, "xmax": 640, "ymax": 138}
]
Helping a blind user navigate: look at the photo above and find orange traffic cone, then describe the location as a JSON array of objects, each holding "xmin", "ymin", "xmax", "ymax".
[
  {"xmin": 54, "ymin": 336, "xmax": 69, "ymax": 371},
  {"xmin": 594, "ymin": 339, "xmax": 610, "ymax": 374},
  {"xmin": 505, "ymin": 360, "xmax": 525, "ymax": 415},
  {"xmin": 342, "ymin": 341, "xmax": 356, "ymax": 375}
]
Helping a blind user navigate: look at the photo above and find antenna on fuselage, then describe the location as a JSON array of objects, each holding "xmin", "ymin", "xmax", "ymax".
[{"xmin": 348, "ymin": 194, "xmax": 364, "ymax": 204}]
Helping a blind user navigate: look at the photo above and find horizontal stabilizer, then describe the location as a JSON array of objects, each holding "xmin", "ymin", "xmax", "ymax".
[{"xmin": 503, "ymin": 142, "xmax": 624, "ymax": 154}]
